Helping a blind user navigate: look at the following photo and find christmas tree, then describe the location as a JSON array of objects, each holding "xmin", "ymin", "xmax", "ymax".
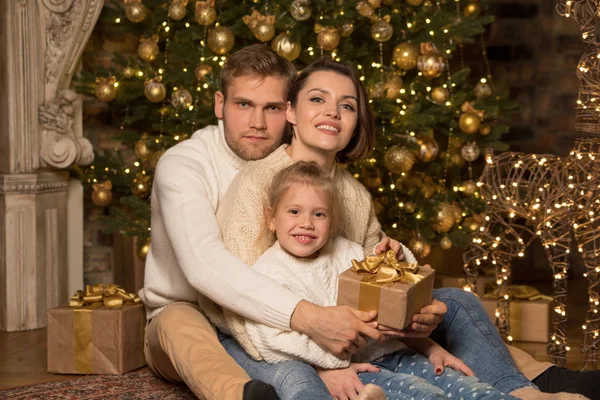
[{"xmin": 76, "ymin": 0, "xmax": 513, "ymax": 260}]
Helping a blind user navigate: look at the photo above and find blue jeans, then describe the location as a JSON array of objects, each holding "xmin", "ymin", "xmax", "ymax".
[
  {"xmin": 359, "ymin": 349, "xmax": 518, "ymax": 400},
  {"xmin": 220, "ymin": 288, "xmax": 535, "ymax": 399},
  {"xmin": 430, "ymin": 288, "xmax": 535, "ymax": 394},
  {"xmin": 218, "ymin": 331, "xmax": 331, "ymax": 400}
]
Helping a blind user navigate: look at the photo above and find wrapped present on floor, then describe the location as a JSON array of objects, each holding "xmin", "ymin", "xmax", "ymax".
[
  {"xmin": 482, "ymin": 285, "xmax": 552, "ymax": 343},
  {"xmin": 435, "ymin": 274, "xmax": 494, "ymax": 297},
  {"xmin": 47, "ymin": 284, "xmax": 146, "ymax": 374},
  {"xmin": 337, "ymin": 250, "xmax": 435, "ymax": 330}
]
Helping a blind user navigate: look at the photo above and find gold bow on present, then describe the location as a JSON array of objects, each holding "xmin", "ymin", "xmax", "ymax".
[
  {"xmin": 69, "ymin": 284, "xmax": 141, "ymax": 309},
  {"xmin": 483, "ymin": 284, "xmax": 553, "ymax": 301},
  {"xmin": 351, "ymin": 250, "xmax": 422, "ymax": 286}
]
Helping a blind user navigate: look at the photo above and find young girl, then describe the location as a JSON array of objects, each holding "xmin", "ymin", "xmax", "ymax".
[
  {"xmin": 244, "ymin": 160, "xmax": 516, "ymax": 400},
  {"xmin": 212, "ymin": 58, "xmax": 582, "ymax": 400}
]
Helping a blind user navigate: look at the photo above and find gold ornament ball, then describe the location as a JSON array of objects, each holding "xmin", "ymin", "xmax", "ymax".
[
  {"xmin": 393, "ymin": 42, "xmax": 419, "ymax": 70},
  {"xmin": 317, "ymin": 28, "xmax": 340, "ymax": 51},
  {"xmin": 290, "ymin": 0, "xmax": 312, "ymax": 21},
  {"xmin": 138, "ymin": 39, "xmax": 159, "ymax": 62},
  {"xmin": 404, "ymin": 202, "xmax": 416, "ymax": 213},
  {"xmin": 135, "ymin": 136, "xmax": 152, "ymax": 160},
  {"xmin": 132, "ymin": 173, "xmax": 151, "ymax": 198},
  {"xmin": 417, "ymin": 50, "xmax": 446, "ymax": 79},
  {"xmin": 144, "ymin": 80, "xmax": 166, "ymax": 103},
  {"xmin": 137, "ymin": 241, "xmax": 150, "ymax": 261},
  {"xmin": 447, "ymin": 152, "xmax": 466, "ymax": 168},
  {"xmin": 195, "ymin": 3, "xmax": 216, "ymax": 26},
  {"xmin": 195, "ymin": 63, "xmax": 213, "ymax": 80},
  {"xmin": 409, "ymin": 238, "xmax": 431, "ymax": 258},
  {"xmin": 356, "ymin": 1, "xmax": 374, "ymax": 17},
  {"xmin": 125, "ymin": 2, "xmax": 148, "ymax": 23},
  {"xmin": 208, "ymin": 26, "xmax": 235, "ymax": 55},
  {"xmin": 254, "ymin": 20, "xmax": 276, "ymax": 42},
  {"xmin": 340, "ymin": 23, "xmax": 354, "ymax": 37},
  {"xmin": 417, "ymin": 135, "xmax": 439, "ymax": 163},
  {"xmin": 451, "ymin": 205, "xmax": 463, "ymax": 224},
  {"xmin": 440, "ymin": 237, "xmax": 453, "ymax": 250},
  {"xmin": 271, "ymin": 32, "xmax": 302, "ymax": 61},
  {"xmin": 464, "ymin": 1, "xmax": 481, "ymax": 17},
  {"xmin": 383, "ymin": 75, "xmax": 404, "ymax": 99},
  {"xmin": 384, "ymin": 146, "xmax": 415, "ymax": 174},
  {"xmin": 462, "ymin": 179, "xmax": 478, "ymax": 196},
  {"xmin": 123, "ymin": 66, "xmax": 135, "ymax": 78},
  {"xmin": 406, "ymin": 0, "xmax": 424, "ymax": 5},
  {"xmin": 475, "ymin": 81, "xmax": 492, "ymax": 98},
  {"xmin": 461, "ymin": 142, "xmax": 480, "ymax": 162},
  {"xmin": 150, "ymin": 149, "xmax": 166, "ymax": 169},
  {"xmin": 171, "ymin": 89, "xmax": 193, "ymax": 110},
  {"xmin": 91, "ymin": 181, "xmax": 113, "ymax": 207},
  {"xmin": 168, "ymin": 1, "xmax": 187, "ymax": 20},
  {"xmin": 421, "ymin": 183, "xmax": 436, "ymax": 199},
  {"xmin": 371, "ymin": 20, "xmax": 393, "ymax": 43},
  {"xmin": 459, "ymin": 111, "xmax": 481, "ymax": 134},
  {"xmin": 367, "ymin": 0, "xmax": 382, "ymax": 7},
  {"xmin": 448, "ymin": 136, "xmax": 464, "ymax": 150},
  {"xmin": 95, "ymin": 78, "xmax": 117, "ymax": 102},
  {"xmin": 479, "ymin": 123, "xmax": 492, "ymax": 136},
  {"xmin": 369, "ymin": 82, "xmax": 385, "ymax": 99},
  {"xmin": 431, "ymin": 202, "xmax": 455, "ymax": 233},
  {"xmin": 431, "ymin": 86, "xmax": 449, "ymax": 105},
  {"xmin": 462, "ymin": 217, "xmax": 480, "ymax": 232}
]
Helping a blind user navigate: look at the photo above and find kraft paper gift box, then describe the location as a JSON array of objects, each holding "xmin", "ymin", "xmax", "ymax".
[
  {"xmin": 337, "ymin": 250, "xmax": 435, "ymax": 330},
  {"xmin": 482, "ymin": 297, "xmax": 550, "ymax": 343},
  {"xmin": 47, "ymin": 284, "xmax": 146, "ymax": 374}
]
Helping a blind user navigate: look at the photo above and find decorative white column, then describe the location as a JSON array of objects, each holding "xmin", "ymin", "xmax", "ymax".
[{"xmin": 0, "ymin": 0, "xmax": 103, "ymax": 331}]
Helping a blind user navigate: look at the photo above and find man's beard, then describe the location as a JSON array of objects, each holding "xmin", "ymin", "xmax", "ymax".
[{"xmin": 223, "ymin": 123, "xmax": 280, "ymax": 161}]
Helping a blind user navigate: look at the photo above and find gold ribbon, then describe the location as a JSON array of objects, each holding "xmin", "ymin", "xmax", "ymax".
[
  {"xmin": 69, "ymin": 284, "xmax": 142, "ymax": 373},
  {"xmin": 69, "ymin": 284, "xmax": 141, "ymax": 309},
  {"xmin": 351, "ymin": 250, "xmax": 422, "ymax": 312},
  {"xmin": 483, "ymin": 284, "xmax": 553, "ymax": 302}
]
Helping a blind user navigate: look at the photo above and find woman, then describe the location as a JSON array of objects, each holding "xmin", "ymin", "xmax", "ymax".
[{"xmin": 211, "ymin": 58, "xmax": 586, "ymax": 400}]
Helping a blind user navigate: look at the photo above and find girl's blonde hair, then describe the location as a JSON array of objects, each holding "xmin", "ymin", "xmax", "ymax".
[{"xmin": 257, "ymin": 161, "xmax": 341, "ymax": 254}]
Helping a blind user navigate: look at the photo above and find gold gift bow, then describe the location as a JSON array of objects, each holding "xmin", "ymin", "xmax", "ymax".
[
  {"xmin": 483, "ymin": 284, "xmax": 553, "ymax": 301},
  {"xmin": 351, "ymin": 249, "xmax": 422, "ymax": 285},
  {"xmin": 68, "ymin": 284, "xmax": 143, "ymax": 374},
  {"xmin": 69, "ymin": 284, "xmax": 141, "ymax": 309}
]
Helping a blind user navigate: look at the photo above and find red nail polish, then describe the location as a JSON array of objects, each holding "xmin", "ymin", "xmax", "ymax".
[{"xmin": 436, "ymin": 368, "xmax": 442, "ymax": 374}]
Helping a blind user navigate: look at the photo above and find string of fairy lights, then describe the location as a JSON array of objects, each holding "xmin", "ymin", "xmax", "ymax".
[{"xmin": 462, "ymin": 0, "xmax": 600, "ymax": 369}]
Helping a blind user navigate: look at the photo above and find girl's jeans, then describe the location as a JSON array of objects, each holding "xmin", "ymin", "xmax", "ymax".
[{"xmin": 219, "ymin": 288, "xmax": 536, "ymax": 400}]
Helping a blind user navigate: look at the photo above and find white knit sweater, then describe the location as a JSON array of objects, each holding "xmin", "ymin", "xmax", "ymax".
[
  {"xmin": 138, "ymin": 122, "xmax": 302, "ymax": 329},
  {"xmin": 212, "ymin": 145, "xmax": 383, "ymax": 360},
  {"xmin": 246, "ymin": 237, "xmax": 409, "ymax": 369}
]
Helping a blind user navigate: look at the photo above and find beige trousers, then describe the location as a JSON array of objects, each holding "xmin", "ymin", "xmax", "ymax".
[
  {"xmin": 144, "ymin": 302, "xmax": 251, "ymax": 400},
  {"xmin": 144, "ymin": 302, "xmax": 553, "ymax": 400}
]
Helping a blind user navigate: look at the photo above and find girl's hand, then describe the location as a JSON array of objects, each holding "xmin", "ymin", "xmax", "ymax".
[
  {"xmin": 316, "ymin": 363, "xmax": 381, "ymax": 400},
  {"xmin": 375, "ymin": 236, "xmax": 405, "ymax": 261},
  {"xmin": 428, "ymin": 346, "xmax": 475, "ymax": 377}
]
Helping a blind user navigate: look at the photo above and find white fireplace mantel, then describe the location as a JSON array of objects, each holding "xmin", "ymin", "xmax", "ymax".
[{"xmin": 0, "ymin": 0, "xmax": 104, "ymax": 331}]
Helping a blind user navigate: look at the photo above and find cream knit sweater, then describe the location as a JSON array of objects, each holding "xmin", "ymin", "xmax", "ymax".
[
  {"xmin": 212, "ymin": 145, "xmax": 383, "ymax": 360},
  {"xmin": 139, "ymin": 123, "xmax": 302, "ymax": 328},
  {"xmin": 246, "ymin": 237, "xmax": 409, "ymax": 369}
]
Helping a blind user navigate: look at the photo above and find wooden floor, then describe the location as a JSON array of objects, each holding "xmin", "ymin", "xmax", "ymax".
[{"xmin": 0, "ymin": 280, "xmax": 596, "ymax": 391}]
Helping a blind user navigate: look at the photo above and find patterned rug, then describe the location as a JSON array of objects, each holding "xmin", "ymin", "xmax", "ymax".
[{"xmin": 0, "ymin": 367, "xmax": 196, "ymax": 399}]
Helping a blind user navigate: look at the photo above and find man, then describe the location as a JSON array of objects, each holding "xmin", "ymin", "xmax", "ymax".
[{"xmin": 139, "ymin": 44, "xmax": 592, "ymax": 400}]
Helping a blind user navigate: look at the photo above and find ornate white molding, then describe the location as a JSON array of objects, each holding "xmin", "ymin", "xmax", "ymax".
[
  {"xmin": 39, "ymin": 89, "xmax": 94, "ymax": 168},
  {"xmin": 0, "ymin": 172, "xmax": 69, "ymax": 195}
]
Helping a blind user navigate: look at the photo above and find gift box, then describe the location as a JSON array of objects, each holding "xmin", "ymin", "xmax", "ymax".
[
  {"xmin": 337, "ymin": 250, "xmax": 435, "ymax": 330},
  {"xmin": 47, "ymin": 284, "xmax": 146, "ymax": 374},
  {"xmin": 482, "ymin": 288, "xmax": 551, "ymax": 343},
  {"xmin": 435, "ymin": 275, "xmax": 493, "ymax": 297}
]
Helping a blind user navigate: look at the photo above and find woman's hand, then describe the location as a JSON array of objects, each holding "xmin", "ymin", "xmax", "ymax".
[
  {"xmin": 378, "ymin": 298, "xmax": 447, "ymax": 338},
  {"xmin": 375, "ymin": 236, "xmax": 405, "ymax": 261},
  {"xmin": 316, "ymin": 363, "xmax": 381, "ymax": 400},
  {"xmin": 427, "ymin": 344, "xmax": 474, "ymax": 377}
]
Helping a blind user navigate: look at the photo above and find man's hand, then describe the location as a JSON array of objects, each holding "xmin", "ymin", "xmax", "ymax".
[
  {"xmin": 378, "ymin": 298, "xmax": 447, "ymax": 338},
  {"xmin": 316, "ymin": 363, "xmax": 381, "ymax": 400},
  {"xmin": 290, "ymin": 301, "xmax": 384, "ymax": 359},
  {"xmin": 375, "ymin": 236, "xmax": 405, "ymax": 260}
]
